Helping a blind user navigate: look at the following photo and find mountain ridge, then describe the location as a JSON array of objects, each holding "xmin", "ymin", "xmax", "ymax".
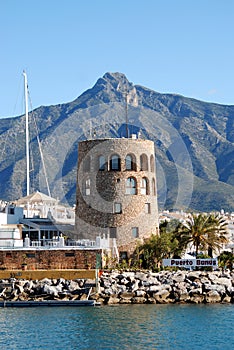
[{"xmin": 0, "ymin": 72, "xmax": 234, "ymax": 212}]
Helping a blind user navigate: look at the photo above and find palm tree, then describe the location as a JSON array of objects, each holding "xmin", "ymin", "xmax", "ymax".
[
  {"xmin": 206, "ymin": 214, "xmax": 228, "ymax": 257},
  {"xmin": 180, "ymin": 213, "xmax": 228, "ymax": 257}
]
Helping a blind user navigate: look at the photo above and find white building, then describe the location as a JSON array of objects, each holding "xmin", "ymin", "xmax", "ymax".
[
  {"xmin": 0, "ymin": 224, "xmax": 23, "ymax": 248},
  {"xmin": 15, "ymin": 191, "xmax": 75, "ymax": 223},
  {"xmin": 0, "ymin": 202, "xmax": 24, "ymax": 247},
  {"xmin": 0, "ymin": 204, "xmax": 23, "ymax": 224}
]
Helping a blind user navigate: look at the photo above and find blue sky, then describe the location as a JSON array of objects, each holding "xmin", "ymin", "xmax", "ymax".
[{"xmin": 1, "ymin": 0, "xmax": 234, "ymax": 118}]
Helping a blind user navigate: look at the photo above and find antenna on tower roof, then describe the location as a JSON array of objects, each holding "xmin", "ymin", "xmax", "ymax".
[
  {"xmin": 89, "ymin": 120, "xmax": 92, "ymax": 139},
  {"xmin": 117, "ymin": 85, "xmax": 129, "ymax": 138}
]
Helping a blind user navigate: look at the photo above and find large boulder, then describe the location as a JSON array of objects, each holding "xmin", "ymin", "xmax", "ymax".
[
  {"xmin": 135, "ymin": 289, "xmax": 146, "ymax": 297},
  {"xmin": 142, "ymin": 276, "xmax": 160, "ymax": 286},
  {"xmin": 214, "ymin": 277, "xmax": 232, "ymax": 288},
  {"xmin": 205, "ymin": 291, "xmax": 221, "ymax": 303},
  {"xmin": 119, "ymin": 292, "xmax": 134, "ymax": 304},
  {"xmin": 178, "ymin": 291, "xmax": 190, "ymax": 303},
  {"xmin": 132, "ymin": 296, "xmax": 147, "ymax": 304},
  {"xmin": 107, "ymin": 295, "xmax": 120, "ymax": 304},
  {"xmin": 42, "ymin": 284, "xmax": 62, "ymax": 296},
  {"xmin": 148, "ymin": 285, "xmax": 164, "ymax": 293},
  {"xmin": 172, "ymin": 272, "xmax": 186, "ymax": 283},
  {"xmin": 153, "ymin": 289, "xmax": 172, "ymax": 304},
  {"xmin": 131, "ymin": 280, "xmax": 140, "ymax": 291},
  {"xmin": 68, "ymin": 280, "xmax": 80, "ymax": 292},
  {"xmin": 187, "ymin": 271, "xmax": 201, "ymax": 281},
  {"xmin": 16, "ymin": 284, "xmax": 25, "ymax": 294},
  {"xmin": 24, "ymin": 280, "xmax": 35, "ymax": 293},
  {"xmin": 203, "ymin": 284, "xmax": 226, "ymax": 294},
  {"xmin": 189, "ymin": 294, "xmax": 205, "ymax": 303}
]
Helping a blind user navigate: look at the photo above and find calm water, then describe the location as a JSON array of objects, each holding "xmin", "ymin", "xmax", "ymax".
[{"xmin": 0, "ymin": 304, "xmax": 233, "ymax": 349}]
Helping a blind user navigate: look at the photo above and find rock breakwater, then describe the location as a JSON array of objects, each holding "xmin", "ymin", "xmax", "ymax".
[
  {"xmin": 0, "ymin": 270, "xmax": 233, "ymax": 304},
  {"xmin": 0, "ymin": 278, "xmax": 92, "ymax": 302},
  {"xmin": 96, "ymin": 270, "xmax": 234, "ymax": 304}
]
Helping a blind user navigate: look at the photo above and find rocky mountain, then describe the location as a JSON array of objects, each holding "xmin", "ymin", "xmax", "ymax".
[{"xmin": 0, "ymin": 72, "xmax": 234, "ymax": 212}]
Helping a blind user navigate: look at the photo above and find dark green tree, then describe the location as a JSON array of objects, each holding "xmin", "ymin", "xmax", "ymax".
[
  {"xmin": 133, "ymin": 220, "xmax": 186, "ymax": 270},
  {"xmin": 218, "ymin": 251, "xmax": 234, "ymax": 270},
  {"xmin": 159, "ymin": 219, "xmax": 189, "ymax": 257}
]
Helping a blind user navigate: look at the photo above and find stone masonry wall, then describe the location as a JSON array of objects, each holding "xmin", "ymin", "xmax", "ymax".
[{"xmin": 0, "ymin": 249, "xmax": 100, "ymax": 270}]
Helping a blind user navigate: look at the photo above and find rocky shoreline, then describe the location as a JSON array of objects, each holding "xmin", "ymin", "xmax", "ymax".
[{"xmin": 0, "ymin": 270, "xmax": 233, "ymax": 305}]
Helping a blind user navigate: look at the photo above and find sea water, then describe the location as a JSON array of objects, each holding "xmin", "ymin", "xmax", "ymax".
[{"xmin": 0, "ymin": 304, "xmax": 233, "ymax": 349}]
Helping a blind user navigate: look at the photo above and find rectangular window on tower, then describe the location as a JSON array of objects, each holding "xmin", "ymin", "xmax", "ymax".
[
  {"xmin": 114, "ymin": 203, "xmax": 122, "ymax": 214},
  {"xmin": 109, "ymin": 227, "xmax": 117, "ymax": 238},
  {"xmin": 132, "ymin": 227, "xmax": 139, "ymax": 238},
  {"xmin": 145, "ymin": 203, "xmax": 151, "ymax": 214},
  {"xmin": 84, "ymin": 178, "xmax": 91, "ymax": 196}
]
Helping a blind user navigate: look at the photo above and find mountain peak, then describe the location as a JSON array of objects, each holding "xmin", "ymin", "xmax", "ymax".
[
  {"xmin": 103, "ymin": 72, "xmax": 129, "ymax": 83},
  {"xmin": 96, "ymin": 72, "xmax": 134, "ymax": 91}
]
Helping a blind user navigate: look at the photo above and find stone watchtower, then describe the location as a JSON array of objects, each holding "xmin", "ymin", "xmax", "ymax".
[{"xmin": 75, "ymin": 136, "xmax": 159, "ymax": 247}]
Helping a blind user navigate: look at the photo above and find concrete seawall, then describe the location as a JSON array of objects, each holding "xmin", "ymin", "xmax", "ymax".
[{"xmin": 0, "ymin": 269, "xmax": 96, "ymax": 280}]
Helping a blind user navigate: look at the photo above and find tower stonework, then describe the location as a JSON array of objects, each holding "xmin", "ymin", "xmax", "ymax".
[{"xmin": 75, "ymin": 137, "xmax": 159, "ymax": 247}]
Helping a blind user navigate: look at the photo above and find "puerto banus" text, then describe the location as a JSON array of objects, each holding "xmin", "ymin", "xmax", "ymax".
[{"xmin": 162, "ymin": 259, "xmax": 218, "ymax": 267}]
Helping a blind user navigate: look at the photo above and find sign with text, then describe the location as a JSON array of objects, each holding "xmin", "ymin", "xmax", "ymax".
[{"xmin": 162, "ymin": 258, "xmax": 218, "ymax": 267}]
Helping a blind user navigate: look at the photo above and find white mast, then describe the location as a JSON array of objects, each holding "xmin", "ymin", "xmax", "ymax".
[{"xmin": 23, "ymin": 71, "xmax": 30, "ymax": 196}]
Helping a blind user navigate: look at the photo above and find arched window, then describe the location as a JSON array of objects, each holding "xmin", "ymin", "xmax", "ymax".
[
  {"xmin": 110, "ymin": 154, "xmax": 121, "ymax": 171},
  {"xmin": 125, "ymin": 155, "xmax": 132, "ymax": 170},
  {"xmin": 125, "ymin": 154, "xmax": 136, "ymax": 171},
  {"xmin": 140, "ymin": 154, "xmax": 148, "ymax": 171},
  {"xmin": 125, "ymin": 177, "xmax": 137, "ymax": 195},
  {"xmin": 84, "ymin": 178, "xmax": 91, "ymax": 196},
  {"xmin": 140, "ymin": 177, "xmax": 149, "ymax": 195},
  {"xmin": 150, "ymin": 155, "xmax": 155, "ymax": 173},
  {"xmin": 98, "ymin": 155, "xmax": 106, "ymax": 171},
  {"xmin": 83, "ymin": 156, "xmax": 90, "ymax": 172},
  {"xmin": 152, "ymin": 178, "xmax": 156, "ymax": 196}
]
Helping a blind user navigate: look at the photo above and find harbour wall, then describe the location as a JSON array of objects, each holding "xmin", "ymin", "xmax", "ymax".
[{"xmin": 0, "ymin": 270, "xmax": 233, "ymax": 304}]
